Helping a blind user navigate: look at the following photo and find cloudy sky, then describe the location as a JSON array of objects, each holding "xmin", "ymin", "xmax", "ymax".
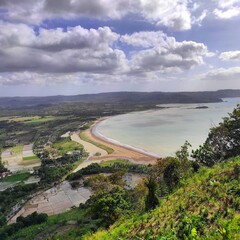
[{"xmin": 0, "ymin": 0, "xmax": 240, "ymax": 96}]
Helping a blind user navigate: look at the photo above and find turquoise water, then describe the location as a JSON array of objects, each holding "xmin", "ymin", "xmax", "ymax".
[{"xmin": 96, "ymin": 98, "xmax": 240, "ymax": 157}]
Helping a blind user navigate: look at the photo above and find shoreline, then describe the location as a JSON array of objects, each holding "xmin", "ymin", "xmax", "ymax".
[
  {"xmin": 83, "ymin": 117, "xmax": 159, "ymax": 164},
  {"xmin": 92, "ymin": 118, "xmax": 161, "ymax": 159}
]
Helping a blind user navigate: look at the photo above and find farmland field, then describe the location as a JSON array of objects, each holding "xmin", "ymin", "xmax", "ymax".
[
  {"xmin": 52, "ymin": 138, "xmax": 83, "ymax": 155},
  {"xmin": 22, "ymin": 156, "xmax": 40, "ymax": 161},
  {"xmin": 2, "ymin": 172, "xmax": 30, "ymax": 183}
]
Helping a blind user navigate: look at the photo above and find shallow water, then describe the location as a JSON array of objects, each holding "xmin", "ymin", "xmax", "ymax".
[{"xmin": 96, "ymin": 98, "xmax": 240, "ymax": 157}]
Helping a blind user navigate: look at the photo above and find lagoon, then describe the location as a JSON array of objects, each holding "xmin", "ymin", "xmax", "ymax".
[{"xmin": 96, "ymin": 98, "xmax": 240, "ymax": 157}]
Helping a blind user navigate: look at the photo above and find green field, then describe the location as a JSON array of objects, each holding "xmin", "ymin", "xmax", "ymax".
[
  {"xmin": 53, "ymin": 138, "xmax": 83, "ymax": 155},
  {"xmin": 9, "ymin": 116, "xmax": 41, "ymax": 122},
  {"xmin": 24, "ymin": 116, "xmax": 57, "ymax": 124},
  {"xmin": 5, "ymin": 115, "xmax": 58, "ymax": 125},
  {"xmin": 22, "ymin": 156, "xmax": 40, "ymax": 161},
  {"xmin": 12, "ymin": 145, "xmax": 24, "ymax": 154},
  {"xmin": 100, "ymin": 159, "xmax": 131, "ymax": 167},
  {"xmin": 80, "ymin": 132, "xmax": 114, "ymax": 154},
  {"xmin": 2, "ymin": 172, "xmax": 30, "ymax": 183}
]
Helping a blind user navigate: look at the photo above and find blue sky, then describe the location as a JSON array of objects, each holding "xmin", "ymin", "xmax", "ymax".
[{"xmin": 0, "ymin": 0, "xmax": 240, "ymax": 96}]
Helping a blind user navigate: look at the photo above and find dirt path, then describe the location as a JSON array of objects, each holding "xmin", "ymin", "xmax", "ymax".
[{"xmin": 71, "ymin": 132, "xmax": 107, "ymax": 157}]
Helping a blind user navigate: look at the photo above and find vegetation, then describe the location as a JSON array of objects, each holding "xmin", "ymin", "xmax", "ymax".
[
  {"xmin": 2, "ymin": 172, "xmax": 30, "ymax": 183},
  {"xmin": 22, "ymin": 156, "xmax": 39, "ymax": 161},
  {"xmin": 52, "ymin": 138, "xmax": 83, "ymax": 155},
  {"xmin": 67, "ymin": 162, "xmax": 150, "ymax": 181},
  {"xmin": 99, "ymin": 159, "xmax": 131, "ymax": 167},
  {"xmin": 0, "ymin": 97, "xmax": 240, "ymax": 240},
  {"xmin": 80, "ymin": 132, "xmax": 114, "ymax": 154},
  {"xmin": 89, "ymin": 186, "xmax": 131, "ymax": 226},
  {"xmin": 0, "ymin": 212, "xmax": 48, "ymax": 239},
  {"xmin": 84, "ymin": 157, "xmax": 240, "ymax": 240},
  {"xmin": 0, "ymin": 183, "xmax": 38, "ymax": 226},
  {"xmin": 1, "ymin": 207, "xmax": 101, "ymax": 240},
  {"xmin": 192, "ymin": 104, "xmax": 240, "ymax": 166},
  {"xmin": 11, "ymin": 145, "xmax": 23, "ymax": 154},
  {"xmin": 39, "ymin": 153, "xmax": 83, "ymax": 185}
]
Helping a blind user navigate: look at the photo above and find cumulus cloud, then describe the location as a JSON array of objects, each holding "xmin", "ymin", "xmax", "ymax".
[
  {"xmin": 0, "ymin": 22, "xmax": 127, "ymax": 75},
  {"xmin": 0, "ymin": 0, "xmax": 193, "ymax": 30},
  {"xmin": 201, "ymin": 67, "xmax": 240, "ymax": 81},
  {"xmin": 213, "ymin": 0, "xmax": 240, "ymax": 19},
  {"xmin": 120, "ymin": 31, "xmax": 174, "ymax": 48},
  {"xmin": 122, "ymin": 31, "xmax": 208, "ymax": 73},
  {"xmin": 219, "ymin": 51, "xmax": 240, "ymax": 60},
  {"xmin": 0, "ymin": 72, "xmax": 86, "ymax": 86}
]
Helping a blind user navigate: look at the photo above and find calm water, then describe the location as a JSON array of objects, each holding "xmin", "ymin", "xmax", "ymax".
[{"xmin": 96, "ymin": 98, "xmax": 240, "ymax": 157}]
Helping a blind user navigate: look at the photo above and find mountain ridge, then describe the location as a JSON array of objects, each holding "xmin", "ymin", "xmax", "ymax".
[{"xmin": 1, "ymin": 89, "xmax": 240, "ymax": 108}]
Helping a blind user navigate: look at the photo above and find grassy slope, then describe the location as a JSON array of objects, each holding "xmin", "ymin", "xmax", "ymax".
[
  {"xmin": 85, "ymin": 157, "xmax": 240, "ymax": 240},
  {"xmin": 79, "ymin": 132, "xmax": 114, "ymax": 154}
]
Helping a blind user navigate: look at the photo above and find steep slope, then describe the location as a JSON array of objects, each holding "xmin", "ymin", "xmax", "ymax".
[{"xmin": 85, "ymin": 157, "xmax": 240, "ymax": 240}]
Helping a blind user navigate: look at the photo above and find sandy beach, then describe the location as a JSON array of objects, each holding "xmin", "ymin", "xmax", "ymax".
[{"xmin": 82, "ymin": 118, "xmax": 158, "ymax": 165}]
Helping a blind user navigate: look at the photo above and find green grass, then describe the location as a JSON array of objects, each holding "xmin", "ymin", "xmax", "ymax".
[
  {"xmin": 12, "ymin": 145, "xmax": 23, "ymax": 154},
  {"xmin": 8, "ymin": 116, "xmax": 41, "ymax": 122},
  {"xmin": 2, "ymin": 172, "xmax": 30, "ymax": 182},
  {"xmin": 24, "ymin": 116, "xmax": 57, "ymax": 124},
  {"xmin": 5, "ymin": 157, "xmax": 240, "ymax": 240},
  {"xmin": 80, "ymin": 132, "xmax": 114, "ymax": 154},
  {"xmin": 100, "ymin": 159, "xmax": 131, "ymax": 167},
  {"xmin": 84, "ymin": 157, "xmax": 240, "ymax": 240},
  {"xmin": 53, "ymin": 138, "xmax": 83, "ymax": 155},
  {"xmin": 6, "ymin": 115, "xmax": 59, "ymax": 125},
  {"xmin": 22, "ymin": 155, "xmax": 40, "ymax": 161}
]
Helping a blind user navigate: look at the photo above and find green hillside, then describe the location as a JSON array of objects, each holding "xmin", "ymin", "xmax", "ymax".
[{"xmin": 84, "ymin": 157, "xmax": 240, "ymax": 240}]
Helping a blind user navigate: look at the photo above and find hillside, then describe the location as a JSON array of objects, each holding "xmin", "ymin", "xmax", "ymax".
[
  {"xmin": 85, "ymin": 158, "xmax": 240, "ymax": 240},
  {"xmin": 1, "ymin": 89, "xmax": 240, "ymax": 108}
]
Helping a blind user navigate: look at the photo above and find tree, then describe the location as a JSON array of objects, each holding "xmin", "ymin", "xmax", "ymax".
[
  {"xmin": 163, "ymin": 158, "xmax": 181, "ymax": 191},
  {"xmin": 90, "ymin": 186, "xmax": 130, "ymax": 225},
  {"xmin": 145, "ymin": 176, "xmax": 159, "ymax": 211},
  {"xmin": 176, "ymin": 140, "xmax": 192, "ymax": 161},
  {"xmin": 192, "ymin": 104, "xmax": 240, "ymax": 166}
]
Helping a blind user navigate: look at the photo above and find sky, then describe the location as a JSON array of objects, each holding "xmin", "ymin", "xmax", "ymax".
[{"xmin": 0, "ymin": 0, "xmax": 240, "ymax": 96}]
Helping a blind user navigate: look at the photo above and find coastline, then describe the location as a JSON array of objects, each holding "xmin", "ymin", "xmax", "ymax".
[
  {"xmin": 83, "ymin": 117, "xmax": 158, "ymax": 164},
  {"xmin": 92, "ymin": 118, "xmax": 161, "ymax": 159}
]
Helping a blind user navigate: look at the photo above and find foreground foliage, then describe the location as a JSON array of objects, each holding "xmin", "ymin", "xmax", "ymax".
[
  {"xmin": 84, "ymin": 157, "xmax": 240, "ymax": 240},
  {"xmin": 193, "ymin": 104, "xmax": 240, "ymax": 166}
]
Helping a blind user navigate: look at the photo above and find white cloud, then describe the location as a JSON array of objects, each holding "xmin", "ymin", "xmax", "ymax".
[
  {"xmin": 201, "ymin": 67, "xmax": 240, "ymax": 81},
  {"xmin": 120, "ymin": 31, "xmax": 174, "ymax": 48},
  {"xmin": 213, "ymin": 0, "xmax": 240, "ymax": 19},
  {"xmin": 134, "ymin": 0, "xmax": 191, "ymax": 30},
  {"xmin": 219, "ymin": 51, "xmax": 240, "ymax": 60},
  {"xmin": 0, "ymin": 0, "xmax": 193, "ymax": 30},
  {"xmin": 0, "ymin": 22, "xmax": 127, "ymax": 75},
  {"xmin": 122, "ymin": 31, "xmax": 208, "ymax": 73}
]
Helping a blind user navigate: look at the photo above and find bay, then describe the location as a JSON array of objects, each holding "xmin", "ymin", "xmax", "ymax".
[{"xmin": 96, "ymin": 98, "xmax": 240, "ymax": 157}]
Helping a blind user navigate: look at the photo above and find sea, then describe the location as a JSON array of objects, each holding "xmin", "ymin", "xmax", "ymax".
[{"xmin": 96, "ymin": 98, "xmax": 240, "ymax": 157}]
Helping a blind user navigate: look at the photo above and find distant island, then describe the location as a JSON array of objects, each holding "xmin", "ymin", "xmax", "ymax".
[{"xmin": 195, "ymin": 106, "xmax": 209, "ymax": 109}]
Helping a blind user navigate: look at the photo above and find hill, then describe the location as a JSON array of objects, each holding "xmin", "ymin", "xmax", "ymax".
[
  {"xmin": 1, "ymin": 89, "xmax": 240, "ymax": 108},
  {"xmin": 85, "ymin": 157, "xmax": 240, "ymax": 240},
  {"xmin": 2, "ymin": 157, "xmax": 239, "ymax": 240}
]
